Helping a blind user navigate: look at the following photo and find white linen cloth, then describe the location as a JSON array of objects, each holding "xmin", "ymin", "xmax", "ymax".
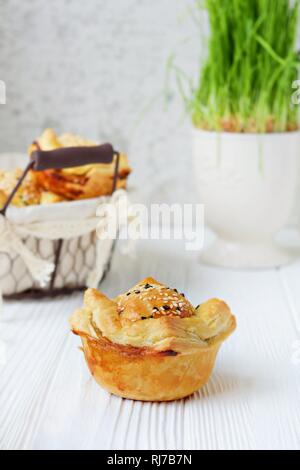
[{"xmin": 0, "ymin": 190, "xmax": 127, "ymax": 310}]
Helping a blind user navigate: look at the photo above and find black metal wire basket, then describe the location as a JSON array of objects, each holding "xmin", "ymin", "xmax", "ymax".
[{"xmin": 0, "ymin": 143, "xmax": 120, "ymax": 299}]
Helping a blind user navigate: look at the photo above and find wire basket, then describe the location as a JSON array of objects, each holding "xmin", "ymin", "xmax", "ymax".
[{"xmin": 0, "ymin": 143, "xmax": 120, "ymax": 299}]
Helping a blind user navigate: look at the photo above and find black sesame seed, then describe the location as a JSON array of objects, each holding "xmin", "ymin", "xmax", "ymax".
[
  {"xmin": 144, "ymin": 283, "xmax": 152, "ymax": 289},
  {"xmin": 163, "ymin": 305, "xmax": 170, "ymax": 311},
  {"xmin": 135, "ymin": 290, "xmax": 140, "ymax": 294},
  {"xmin": 126, "ymin": 292, "xmax": 131, "ymax": 296},
  {"xmin": 196, "ymin": 304, "xmax": 200, "ymax": 309},
  {"xmin": 153, "ymin": 307, "xmax": 159, "ymax": 311},
  {"xmin": 141, "ymin": 316, "xmax": 147, "ymax": 320},
  {"xmin": 173, "ymin": 288, "xmax": 178, "ymax": 293},
  {"xmin": 180, "ymin": 293, "xmax": 185, "ymax": 297}
]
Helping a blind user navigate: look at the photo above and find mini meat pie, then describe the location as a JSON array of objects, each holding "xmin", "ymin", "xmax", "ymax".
[
  {"xmin": 69, "ymin": 277, "xmax": 236, "ymax": 401},
  {"xmin": 0, "ymin": 129, "xmax": 131, "ymax": 208},
  {"xmin": 29, "ymin": 129, "xmax": 131, "ymax": 200}
]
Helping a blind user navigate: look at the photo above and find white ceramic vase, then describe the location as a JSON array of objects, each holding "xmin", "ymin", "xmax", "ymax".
[{"xmin": 193, "ymin": 129, "xmax": 300, "ymax": 268}]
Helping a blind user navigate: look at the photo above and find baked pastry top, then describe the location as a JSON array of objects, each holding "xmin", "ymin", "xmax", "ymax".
[
  {"xmin": 70, "ymin": 277, "xmax": 236, "ymax": 354},
  {"xmin": 0, "ymin": 128, "xmax": 130, "ymax": 208}
]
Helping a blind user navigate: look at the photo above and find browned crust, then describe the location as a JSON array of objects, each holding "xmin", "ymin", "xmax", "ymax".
[
  {"xmin": 72, "ymin": 329, "xmax": 179, "ymax": 357},
  {"xmin": 79, "ymin": 333, "xmax": 221, "ymax": 401},
  {"xmin": 116, "ymin": 276, "xmax": 195, "ymax": 321},
  {"xmin": 33, "ymin": 169, "xmax": 129, "ymax": 200},
  {"xmin": 28, "ymin": 129, "xmax": 131, "ymax": 201}
]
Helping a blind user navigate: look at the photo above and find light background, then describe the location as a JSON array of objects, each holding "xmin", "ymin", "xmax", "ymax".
[{"xmin": 0, "ymin": 0, "xmax": 207, "ymax": 203}]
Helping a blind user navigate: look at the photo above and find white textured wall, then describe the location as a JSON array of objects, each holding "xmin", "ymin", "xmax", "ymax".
[{"xmin": 0, "ymin": 0, "xmax": 204, "ymax": 203}]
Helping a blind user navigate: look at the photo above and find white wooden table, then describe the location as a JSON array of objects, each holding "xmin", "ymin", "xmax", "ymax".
[{"xmin": 1, "ymin": 234, "xmax": 300, "ymax": 450}]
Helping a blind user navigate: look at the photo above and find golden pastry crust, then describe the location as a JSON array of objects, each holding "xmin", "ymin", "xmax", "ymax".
[
  {"xmin": 0, "ymin": 168, "xmax": 41, "ymax": 207},
  {"xmin": 30, "ymin": 128, "xmax": 131, "ymax": 200},
  {"xmin": 40, "ymin": 191, "xmax": 67, "ymax": 205},
  {"xmin": 80, "ymin": 333, "xmax": 221, "ymax": 401},
  {"xmin": 69, "ymin": 277, "xmax": 236, "ymax": 401},
  {"xmin": 28, "ymin": 128, "xmax": 61, "ymax": 154}
]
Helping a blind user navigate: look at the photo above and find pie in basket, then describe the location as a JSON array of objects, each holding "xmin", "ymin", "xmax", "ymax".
[
  {"xmin": 69, "ymin": 277, "xmax": 236, "ymax": 401},
  {"xmin": 0, "ymin": 128, "xmax": 131, "ymax": 208},
  {"xmin": 29, "ymin": 129, "xmax": 131, "ymax": 200}
]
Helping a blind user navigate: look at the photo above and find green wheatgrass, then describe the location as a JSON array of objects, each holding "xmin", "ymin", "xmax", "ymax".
[{"xmin": 190, "ymin": 0, "xmax": 300, "ymax": 133}]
